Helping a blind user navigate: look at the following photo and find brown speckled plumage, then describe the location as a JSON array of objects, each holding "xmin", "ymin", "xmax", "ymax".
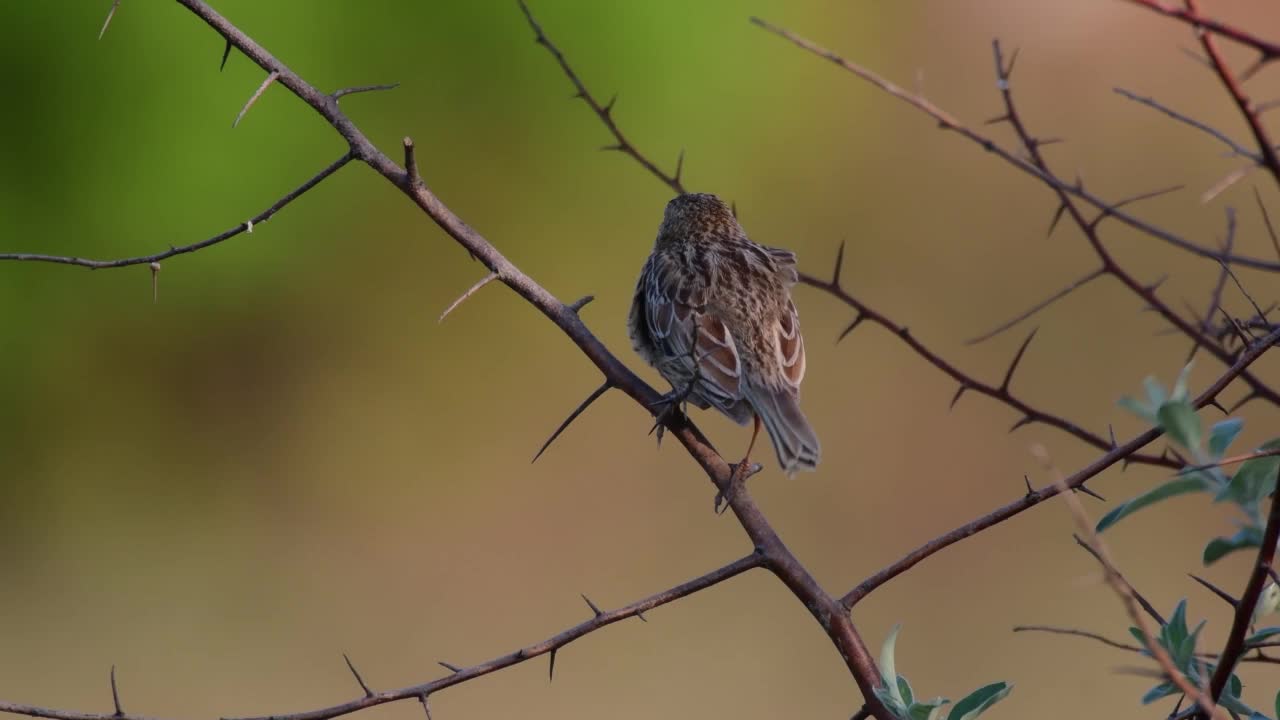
[{"xmin": 628, "ymin": 193, "xmax": 820, "ymax": 474}]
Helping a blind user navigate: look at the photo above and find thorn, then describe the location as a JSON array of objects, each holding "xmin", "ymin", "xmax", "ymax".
[
  {"xmin": 730, "ymin": 201, "xmax": 738, "ymax": 219},
  {"xmin": 1032, "ymin": 137, "xmax": 1064, "ymax": 148},
  {"xmin": 1188, "ymin": 573, "xmax": 1239, "ymax": 607},
  {"xmin": 832, "ymin": 239, "xmax": 846, "ymax": 288},
  {"xmin": 603, "ymin": 93, "xmax": 617, "ymax": 116},
  {"xmin": 418, "ymin": 694, "xmax": 432, "ymax": 720},
  {"xmin": 1009, "ymin": 416, "xmax": 1034, "ymax": 433},
  {"xmin": 1074, "ymin": 484, "xmax": 1106, "ymax": 502},
  {"xmin": 1024, "ymin": 474, "xmax": 1035, "ymax": 497},
  {"xmin": 149, "ymin": 262, "xmax": 160, "ymax": 304},
  {"xmin": 548, "ymin": 648, "xmax": 557, "ymax": 682},
  {"xmin": 342, "ymin": 653, "xmax": 374, "ymax": 698},
  {"xmin": 581, "ymin": 594, "xmax": 604, "ymax": 617},
  {"xmin": 1210, "ymin": 399, "xmax": 1228, "ymax": 415},
  {"xmin": 439, "ymin": 271, "xmax": 499, "ymax": 322},
  {"xmin": 836, "ymin": 315, "xmax": 865, "ymax": 343},
  {"xmin": 1046, "ymin": 202, "xmax": 1069, "ymax": 238},
  {"xmin": 233, "ymin": 70, "xmax": 280, "ymax": 128},
  {"xmin": 673, "ymin": 149, "xmax": 685, "ymax": 186},
  {"xmin": 403, "ymin": 136, "xmax": 421, "ymax": 188},
  {"xmin": 533, "ymin": 381, "xmax": 612, "ymax": 462},
  {"xmin": 332, "ymin": 83, "xmax": 401, "ymax": 101},
  {"xmin": 1145, "ymin": 274, "xmax": 1169, "ymax": 293},
  {"xmin": 600, "ymin": 143, "xmax": 625, "ymax": 153},
  {"xmin": 568, "ymin": 295, "xmax": 595, "ymax": 313},
  {"xmin": 220, "ymin": 37, "xmax": 232, "ymax": 71},
  {"xmin": 949, "ymin": 383, "xmax": 969, "ymax": 411},
  {"xmin": 635, "ymin": 609, "xmax": 648, "ymax": 623},
  {"xmin": 1108, "ymin": 424, "xmax": 1118, "ymax": 449},
  {"xmin": 1240, "ymin": 54, "xmax": 1274, "ymax": 83},
  {"xmin": 1004, "ymin": 46, "xmax": 1021, "ymax": 78},
  {"xmin": 1000, "ymin": 327, "xmax": 1039, "ymax": 393},
  {"xmin": 110, "ymin": 666, "xmax": 123, "ymax": 717},
  {"xmin": 438, "ymin": 661, "xmax": 462, "ymax": 674},
  {"xmin": 98, "ymin": 0, "xmax": 122, "ymax": 40},
  {"xmin": 1226, "ymin": 391, "xmax": 1260, "ymax": 414},
  {"xmin": 1164, "ymin": 445, "xmax": 1189, "ymax": 465},
  {"xmin": 984, "ymin": 113, "xmax": 1011, "ymax": 126}
]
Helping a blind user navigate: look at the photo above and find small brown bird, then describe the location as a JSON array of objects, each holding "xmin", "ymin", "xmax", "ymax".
[{"xmin": 628, "ymin": 192, "xmax": 820, "ymax": 475}]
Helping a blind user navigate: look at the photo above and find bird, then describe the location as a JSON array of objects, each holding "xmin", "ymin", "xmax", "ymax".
[{"xmin": 627, "ymin": 192, "xmax": 820, "ymax": 476}]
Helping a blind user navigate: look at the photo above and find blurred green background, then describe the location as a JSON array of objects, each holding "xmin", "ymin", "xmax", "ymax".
[{"xmin": 3, "ymin": 1, "xmax": 1280, "ymax": 718}]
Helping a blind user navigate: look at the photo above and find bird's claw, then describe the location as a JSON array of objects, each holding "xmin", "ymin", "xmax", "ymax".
[{"xmin": 714, "ymin": 461, "xmax": 763, "ymax": 514}]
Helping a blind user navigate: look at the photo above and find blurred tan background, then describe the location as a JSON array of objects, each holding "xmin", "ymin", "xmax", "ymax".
[{"xmin": 3, "ymin": 1, "xmax": 1280, "ymax": 718}]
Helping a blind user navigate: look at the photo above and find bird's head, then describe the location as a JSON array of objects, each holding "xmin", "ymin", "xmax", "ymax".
[{"xmin": 657, "ymin": 192, "xmax": 740, "ymax": 247}]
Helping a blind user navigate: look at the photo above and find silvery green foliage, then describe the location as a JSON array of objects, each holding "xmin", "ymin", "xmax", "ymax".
[
  {"xmin": 872, "ymin": 625, "xmax": 1012, "ymax": 720},
  {"xmin": 1103, "ymin": 364, "xmax": 1280, "ymax": 565}
]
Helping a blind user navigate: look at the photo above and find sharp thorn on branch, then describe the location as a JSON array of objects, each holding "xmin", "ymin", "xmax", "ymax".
[
  {"xmin": 836, "ymin": 315, "xmax": 864, "ymax": 344},
  {"xmin": 674, "ymin": 148, "xmax": 685, "ymax": 185},
  {"xmin": 1074, "ymin": 484, "xmax": 1106, "ymax": 502},
  {"xmin": 949, "ymin": 383, "xmax": 969, "ymax": 411},
  {"xmin": 533, "ymin": 381, "xmax": 612, "ymax": 462},
  {"xmin": 635, "ymin": 608, "xmax": 648, "ymax": 623},
  {"xmin": 999, "ymin": 327, "xmax": 1039, "ymax": 393},
  {"xmin": 1046, "ymin": 202, "xmax": 1069, "ymax": 237},
  {"xmin": 220, "ymin": 36, "xmax": 232, "ymax": 71},
  {"xmin": 439, "ymin": 271, "xmax": 499, "ymax": 323},
  {"xmin": 342, "ymin": 653, "xmax": 374, "ymax": 698},
  {"xmin": 548, "ymin": 648, "xmax": 557, "ymax": 682},
  {"xmin": 98, "ymin": 0, "xmax": 122, "ymax": 40},
  {"xmin": 418, "ymin": 694, "xmax": 432, "ymax": 720},
  {"xmin": 581, "ymin": 594, "xmax": 604, "ymax": 617},
  {"xmin": 438, "ymin": 662, "xmax": 462, "ymax": 674},
  {"xmin": 568, "ymin": 294, "xmax": 595, "ymax": 313},
  {"xmin": 1188, "ymin": 573, "xmax": 1240, "ymax": 607},
  {"xmin": 831, "ymin": 239, "xmax": 847, "ymax": 288},
  {"xmin": 110, "ymin": 665, "xmax": 123, "ymax": 717},
  {"xmin": 1024, "ymin": 474, "xmax": 1035, "ymax": 497},
  {"xmin": 1009, "ymin": 415, "xmax": 1034, "ymax": 433},
  {"xmin": 603, "ymin": 93, "xmax": 617, "ymax": 116},
  {"xmin": 233, "ymin": 70, "xmax": 281, "ymax": 128}
]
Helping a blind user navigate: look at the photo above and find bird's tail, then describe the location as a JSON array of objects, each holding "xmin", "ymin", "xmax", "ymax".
[{"xmin": 748, "ymin": 387, "xmax": 820, "ymax": 476}]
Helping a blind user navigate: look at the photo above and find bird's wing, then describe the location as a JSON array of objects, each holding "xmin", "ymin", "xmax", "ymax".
[
  {"xmin": 773, "ymin": 297, "xmax": 806, "ymax": 388},
  {"xmin": 644, "ymin": 255, "xmax": 743, "ymax": 410},
  {"xmin": 763, "ymin": 245, "xmax": 799, "ymax": 286}
]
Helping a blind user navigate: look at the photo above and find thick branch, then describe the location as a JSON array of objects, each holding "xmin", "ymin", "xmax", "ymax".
[{"xmin": 1203, "ymin": 467, "xmax": 1280, "ymax": 713}]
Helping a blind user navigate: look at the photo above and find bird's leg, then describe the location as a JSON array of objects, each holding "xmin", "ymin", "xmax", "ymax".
[
  {"xmin": 649, "ymin": 312, "xmax": 707, "ymax": 445},
  {"xmin": 715, "ymin": 414, "xmax": 763, "ymax": 515}
]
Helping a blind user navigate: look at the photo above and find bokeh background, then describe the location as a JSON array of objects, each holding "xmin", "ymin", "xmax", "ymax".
[{"xmin": 3, "ymin": 1, "xmax": 1280, "ymax": 718}]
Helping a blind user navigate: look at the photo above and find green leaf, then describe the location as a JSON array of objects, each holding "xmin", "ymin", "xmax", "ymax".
[
  {"xmin": 1157, "ymin": 400, "xmax": 1201, "ymax": 451},
  {"xmin": 1144, "ymin": 376, "xmax": 1168, "ymax": 408},
  {"xmin": 880, "ymin": 624, "xmax": 904, "ymax": 710},
  {"xmin": 1176, "ymin": 619, "xmax": 1205, "ymax": 671},
  {"xmin": 1119, "ymin": 395, "xmax": 1157, "ymax": 423},
  {"xmin": 1096, "ymin": 476, "xmax": 1212, "ymax": 532},
  {"xmin": 908, "ymin": 699, "xmax": 951, "ymax": 720},
  {"xmin": 1209, "ymin": 418, "xmax": 1245, "ymax": 458},
  {"xmin": 947, "ymin": 682, "xmax": 1012, "ymax": 720},
  {"xmin": 897, "ymin": 675, "xmax": 915, "ymax": 708},
  {"xmin": 1217, "ymin": 455, "xmax": 1280, "ymax": 506},
  {"xmin": 1171, "ymin": 362, "xmax": 1194, "ymax": 402},
  {"xmin": 1247, "ymin": 627, "xmax": 1280, "ymax": 647},
  {"xmin": 1140, "ymin": 681, "xmax": 1177, "ymax": 705},
  {"xmin": 1204, "ymin": 526, "xmax": 1265, "ymax": 565}
]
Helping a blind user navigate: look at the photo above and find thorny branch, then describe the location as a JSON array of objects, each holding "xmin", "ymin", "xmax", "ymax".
[
  {"xmin": 0, "ymin": 554, "xmax": 765, "ymax": 720},
  {"xmin": 0, "ymin": 2, "xmax": 893, "ymax": 720}
]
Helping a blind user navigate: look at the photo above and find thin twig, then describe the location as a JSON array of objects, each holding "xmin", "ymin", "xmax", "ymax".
[
  {"xmin": 517, "ymin": 0, "xmax": 685, "ymax": 194},
  {"xmin": 842, "ymin": 326, "xmax": 1280, "ymax": 607},
  {"xmin": 0, "ymin": 153, "xmax": 353, "ymax": 269}
]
